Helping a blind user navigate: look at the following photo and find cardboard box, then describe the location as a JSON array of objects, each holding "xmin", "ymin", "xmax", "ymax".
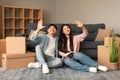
[
  {"xmin": 0, "ymin": 39, "xmax": 6, "ymax": 67},
  {"xmin": 6, "ymin": 37, "xmax": 26, "ymax": 54},
  {"xmin": 104, "ymin": 37, "xmax": 120, "ymax": 47},
  {"xmin": 98, "ymin": 46, "xmax": 110, "ymax": 67},
  {"xmin": 2, "ymin": 52, "xmax": 35, "ymax": 69},
  {"xmin": 98, "ymin": 46, "xmax": 120, "ymax": 69}
]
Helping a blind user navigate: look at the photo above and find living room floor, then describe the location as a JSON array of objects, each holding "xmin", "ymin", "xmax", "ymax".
[{"xmin": 0, "ymin": 67, "xmax": 120, "ymax": 80}]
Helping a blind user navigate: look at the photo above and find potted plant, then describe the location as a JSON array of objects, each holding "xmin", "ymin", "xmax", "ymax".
[{"xmin": 109, "ymin": 34, "xmax": 119, "ymax": 70}]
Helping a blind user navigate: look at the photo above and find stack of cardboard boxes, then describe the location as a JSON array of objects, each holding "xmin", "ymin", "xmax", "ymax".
[
  {"xmin": 98, "ymin": 37, "xmax": 120, "ymax": 69},
  {"xmin": 1, "ymin": 37, "xmax": 35, "ymax": 69}
]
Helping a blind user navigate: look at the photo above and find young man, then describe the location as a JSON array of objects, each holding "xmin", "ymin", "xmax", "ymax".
[{"xmin": 28, "ymin": 20, "xmax": 63, "ymax": 74}]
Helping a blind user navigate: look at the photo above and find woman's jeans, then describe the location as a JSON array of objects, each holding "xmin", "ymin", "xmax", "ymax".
[
  {"xmin": 63, "ymin": 52, "xmax": 99, "ymax": 72},
  {"xmin": 35, "ymin": 45, "xmax": 63, "ymax": 68}
]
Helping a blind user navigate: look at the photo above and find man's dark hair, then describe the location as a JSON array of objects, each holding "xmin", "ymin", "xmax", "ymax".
[{"xmin": 48, "ymin": 24, "xmax": 57, "ymax": 30}]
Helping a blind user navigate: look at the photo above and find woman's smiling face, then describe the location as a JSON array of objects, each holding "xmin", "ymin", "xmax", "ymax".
[{"xmin": 62, "ymin": 25, "xmax": 71, "ymax": 35}]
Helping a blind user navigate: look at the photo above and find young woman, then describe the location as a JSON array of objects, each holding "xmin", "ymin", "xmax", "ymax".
[{"xmin": 58, "ymin": 20, "xmax": 108, "ymax": 73}]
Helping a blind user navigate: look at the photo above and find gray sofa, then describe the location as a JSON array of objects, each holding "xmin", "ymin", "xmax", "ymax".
[{"xmin": 16, "ymin": 23, "xmax": 105, "ymax": 60}]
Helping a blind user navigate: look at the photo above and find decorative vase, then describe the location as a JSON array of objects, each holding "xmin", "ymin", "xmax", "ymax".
[{"xmin": 109, "ymin": 62, "xmax": 119, "ymax": 70}]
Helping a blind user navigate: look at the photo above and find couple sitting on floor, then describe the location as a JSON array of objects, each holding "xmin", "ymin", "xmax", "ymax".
[{"xmin": 28, "ymin": 20, "xmax": 108, "ymax": 74}]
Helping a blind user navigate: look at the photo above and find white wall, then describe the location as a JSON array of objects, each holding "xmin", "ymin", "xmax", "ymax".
[
  {"xmin": 0, "ymin": 0, "xmax": 56, "ymax": 23},
  {"xmin": 56, "ymin": 0, "xmax": 120, "ymax": 33}
]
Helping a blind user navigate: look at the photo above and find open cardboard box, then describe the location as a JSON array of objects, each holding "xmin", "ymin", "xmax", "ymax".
[
  {"xmin": 98, "ymin": 45, "xmax": 120, "ymax": 69},
  {"xmin": 104, "ymin": 37, "xmax": 120, "ymax": 47}
]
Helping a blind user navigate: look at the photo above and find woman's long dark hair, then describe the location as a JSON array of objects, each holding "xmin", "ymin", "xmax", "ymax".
[{"xmin": 58, "ymin": 24, "xmax": 74, "ymax": 53}]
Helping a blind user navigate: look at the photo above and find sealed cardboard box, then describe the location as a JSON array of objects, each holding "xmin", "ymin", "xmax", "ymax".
[
  {"xmin": 98, "ymin": 46, "xmax": 110, "ymax": 67},
  {"xmin": 104, "ymin": 37, "xmax": 120, "ymax": 47},
  {"xmin": 0, "ymin": 39, "xmax": 6, "ymax": 67},
  {"xmin": 2, "ymin": 52, "xmax": 35, "ymax": 69},
  {"xmin": 6, "ymin": 37, "xmax": 26, "ymax": 54}
]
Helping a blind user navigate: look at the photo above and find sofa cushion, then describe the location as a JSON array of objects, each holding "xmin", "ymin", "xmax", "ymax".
[
  {"xmin": 80, "ymin": 41, "xmax": 104, "ymax": 49},
  {"xmin": 95, "ymin": 28, "xmax": 113, "ymax": 41},
  {"xmin": 80, "ymin": 49, "xmax": 98, "ymax": 59}
]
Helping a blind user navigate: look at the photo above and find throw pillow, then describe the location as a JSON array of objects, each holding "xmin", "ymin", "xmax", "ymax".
[
  {"xmin": 28, "ymin": 30, "xmax": 46, "ymax": 40},
  {"xmin": 95, "ymin": 28, "xmax": 113, "ymax": 41}
]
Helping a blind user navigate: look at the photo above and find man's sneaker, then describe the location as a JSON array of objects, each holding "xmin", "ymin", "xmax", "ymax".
[
  {"xmin": 28, "ymin": 62, "xmax": 41, "ymax": 68},
  {"xmin": 89, "ymin": 67, "xmax": 97, "ymax": 73},
  {"xmin": 98, "ymin": 65, "xmax": 108, "ymax": 72},
  {"xmin": 42, "ymin": 63, "xmax": 49, "ymax": 74}
]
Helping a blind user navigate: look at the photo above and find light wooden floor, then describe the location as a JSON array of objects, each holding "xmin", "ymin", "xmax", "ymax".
[{"xmin": 0, "ymin": 67, "xmax": 120, "ymax": 80}]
